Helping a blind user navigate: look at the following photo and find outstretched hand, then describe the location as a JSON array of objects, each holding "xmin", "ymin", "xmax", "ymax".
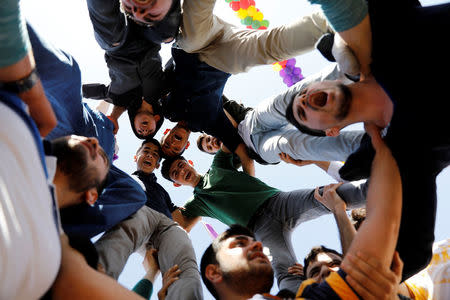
[
  {"xmin": 288, "ymin": 263, "xmax": 304, "ymax": 277},
  {"xmin": 158, "ymin": 265, "xmax": 181, "ymax": 300},
  {"xmin": 279, "ymin": 152, "xmax": 314, "ymax": 167},
  {"xmin": 314, "ymin": 182, "xmax": 345, "ymax": 213},
  {"xmin": 342, "ymin": 251, "xmax": 403, "ymax": 300}
]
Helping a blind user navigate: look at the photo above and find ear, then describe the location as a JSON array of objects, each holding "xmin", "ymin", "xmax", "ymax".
[
  {"xmin": 154, "ymin": 114, "xmax": 161, "ymax": 122},
  {"xmin": 84, "ymin": 187, "xmax": 98, "ymax": 206},
  {"xmin": 325, "ymin": 127, "xmax": 341, "ymax": 137},
  {"xmin": 205, "ymin": 264, "xmax": 223, "ymax": 285},
  {"xmin": 133, "ymin": 155, "xmax": 137, "ymax": 162},
  {"xmin": 173, "ymin": 182, "xmax": 181, "ymax": 187}
]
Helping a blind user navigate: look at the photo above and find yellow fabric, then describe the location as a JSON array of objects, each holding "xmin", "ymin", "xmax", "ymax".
[
  {"xmin": 325, "ymin": 272, "xmax": 359, "ymax": 300},
  {"xmin": 296, "ymin": 279, "xmax": 317, "ymax": 298},
  {"xmin": 404, "ymin": 281, "xmax": 428, "ymax": 300}
]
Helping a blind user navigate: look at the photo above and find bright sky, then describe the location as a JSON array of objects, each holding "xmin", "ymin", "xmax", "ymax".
[{"xmin": 23, "ymin": 0, "xmax": 449, "ymax": 299}]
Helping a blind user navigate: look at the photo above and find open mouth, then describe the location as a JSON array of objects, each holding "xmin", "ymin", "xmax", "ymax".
[
  {"xmin": 249, "ymin": 252, "xmax": 269, "ymax": 262},
  {"xmin": 143, "ymin": 160, "xmax": 153, "ymax": 167},
  {"xmin": 174, "ymin": 134, "xmax": 182, "ymax": 141},
  {"xmin": 185, "ymin": 170, "xmax": 191, "ymax": 181},
  {"xmin": 213, "ymin": 138, "xmax": 220, "ymax": 148},
  {"xmin": 309, "ymin": 91, "xmax": 328, "ymax": 107}
]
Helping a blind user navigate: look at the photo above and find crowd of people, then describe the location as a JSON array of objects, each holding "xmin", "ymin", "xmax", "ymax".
[{"xmin": 1, "ymin": 0, "xmax": 449, "ymax": 299}]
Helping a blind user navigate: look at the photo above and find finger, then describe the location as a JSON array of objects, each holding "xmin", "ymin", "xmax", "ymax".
[
  {"xmin": 346, "ymin": 274, "xmax": 376, "ymax": 300},
  {"xmin": 167, "ymin": 269, "xmax": 182, "ymax": 278},
  {"xmin": 330, "ymin": 182, "xmax": 344, "ymax": 191},
  {"xmin": 391, "ymin": 251, "xmax": 404, "ymax": 279},
  {"xmin": 314, "ymin": 187, "xmax": 323, "ymax": 201},
  {"xmin": 343, "ymin": 254, "xmax": 392, "ymax": 296}
]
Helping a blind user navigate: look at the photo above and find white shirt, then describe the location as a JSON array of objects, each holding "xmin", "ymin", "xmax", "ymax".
[{"xmin": 0, "ymin": 102, "xmax": 61, "ymax": 300}]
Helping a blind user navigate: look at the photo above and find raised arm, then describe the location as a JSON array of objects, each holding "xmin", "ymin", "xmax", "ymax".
[
  {"xmin": 308, "ymin": 0, "xmax": 372, "ymax": 78},
  {"xmin": 343, "ymin": 124, "xmax": 402, "ymax": 267},
  {"xmin": 223, "ymin": 107, "xmax": 255, "ymax": 176},
  {"xmin": 314, "ymin": 183, "xmax": 356, "ymax": 255}
]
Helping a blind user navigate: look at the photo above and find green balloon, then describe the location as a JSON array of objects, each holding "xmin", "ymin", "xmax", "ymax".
[
  {"xmin": 261, "ymin": 20, "xmax": 269, "ymax": 27},
  {"xmin": 252, "ymin": 20, "xmax": 261, "ymax": 29},
  {"xmin": 225, "ymin": 0, "xmax": 232, "ymax": 3},
  {"xmin": 244, "ymin": 16, "xmax": 253, "ymax": 25}
]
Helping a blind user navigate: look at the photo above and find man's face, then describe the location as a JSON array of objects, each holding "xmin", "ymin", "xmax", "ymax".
[
  {"xmin": 121, "ymin": 0, "xmax": 173, "ymax": 25},
  {"xmin": 161, "ymin": 126, "xmax": 190, "ymax": 157},
  {"xmin": 216, "ymin": 235, "xmax": 273, "ymax": 293},
  {"xmin": 305, "ymin": 252, "xmax": 342, "ymax": 284},
  {"xmin": 134, "ymin": 112, "xmax": 159, "ymax": 137},
  {"xmin": 168, "ymin": 159, "xmax": 198, "ymax": 186},
  {"xmin": 291, "ymin": 80, "xmax": 351, "ymax": 131},
  {"xmin": 201, "ymin": 135, "xmax": 221, "ymax": 154},
  {"xmin": 53, "ymin": 135, "xmax": 110, "ymax": 191},
  {"xmin": 135, "ymin": 142, "xmax": 160, "ymax": 174}
]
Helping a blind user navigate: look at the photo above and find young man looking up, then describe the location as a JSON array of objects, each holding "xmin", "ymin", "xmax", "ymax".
[
  {"xmin": 286, "ymin": 0, "xmax": 450, "ymax": 280},
  {"xmin": 200, "ymin": 126, "xmax": 404, "ymax": 299},
  {"xmin": 162, "ymin": 147, "xmax": 367, "ymax": 293},
  {"xmin": 133, "ymin": 139, "xmax": 177, "ymax": 219}
]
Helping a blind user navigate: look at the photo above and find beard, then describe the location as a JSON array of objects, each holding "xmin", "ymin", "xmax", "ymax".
[
  {"xmin": 221, "ymin": 263, "xmax": 274, "ymax": 296},
  {"xmin": 335, "ymin": 83, "xmax": 352, "ymax": 121}
]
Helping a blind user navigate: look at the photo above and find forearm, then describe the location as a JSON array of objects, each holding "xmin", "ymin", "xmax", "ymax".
[
  {"xmin": 235, "ymin": 143, "xmax": 255, "ymax": 177},
  {"xmin": 333, "ymin": 207, "xmax": 356, "ymax": 255},
  {"xmin": 110, "ymin": 105, "xmax": 126, "ymax": 119},
  {"xmin": 345, "ymin": 142, "xmax": 402, "ymax": 267},
  {"xmin": 172, "ymin": 209, "xmax": 200, "ymax": 233}
]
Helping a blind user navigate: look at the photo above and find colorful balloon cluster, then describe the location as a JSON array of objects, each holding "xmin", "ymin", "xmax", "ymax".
[
  {"xmin": 272, "ymin": 58, "xmax": 304, "ymax": 87},
  {"xmin": 225, "ymin": 0, "xmax": 269, "ymax": 29},
  {"xmin": 225, "ymin": 0, "xmax": 304, "ymax": 86}
]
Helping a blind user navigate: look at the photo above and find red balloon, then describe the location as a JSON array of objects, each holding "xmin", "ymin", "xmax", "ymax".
[
  {"xmin": 240, "ymin": 0, "xmax": 250, "ymax": 9},
  {"xmin": 231, "ymin": 1, "xmax": 240, "ymax": 11},
  {"xmin": 279, "ymin": 60, "xmax": 288, "ymax": 68},
  {"xmin": 249, "ymin": 0, "xmax": 255, "ymax": 6},
  {"xmin": 258, "ymin": 26, "xmax": 267, "ymax": 30},
  {"xmin": 246, "ymin": 25, "xmax": 253, "ymax": 29}
]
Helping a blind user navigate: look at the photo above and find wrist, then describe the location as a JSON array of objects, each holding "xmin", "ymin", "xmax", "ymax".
[{"xmin": 144, "ymin": 269, "xmax": 160, "ymax": 283}]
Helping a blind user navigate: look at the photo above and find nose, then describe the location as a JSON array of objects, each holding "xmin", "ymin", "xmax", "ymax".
[
  {"xmin": 131, "ymin": 6, "xmax": 151, "ymax": 22},
  {"xmin": 249, "ymin": 240, "xmax": 263, "ymax": 252},
  {"xmin": 88, "ymin": 138, "xmax": 99, "ymax": 150},
  {"xmin": 318, "ymin": 265, "xmax": 331, "ymax": 283}
]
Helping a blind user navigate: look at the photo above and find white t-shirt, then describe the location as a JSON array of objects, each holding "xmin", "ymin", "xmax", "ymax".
[
  {"xmin": 0, "ymin": 102, "xmax": 61, "ymax": 299},
  {"xmin": 404, "ymin": 239, "xmax": 450, "ymax": 300}
]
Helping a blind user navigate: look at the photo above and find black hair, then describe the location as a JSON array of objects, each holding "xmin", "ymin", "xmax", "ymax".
[
  {"xmin": 196, "ymin": 134, "xmax": 216, "ymax": 156},
  {"xmin": 128, "ymin": 97, "xmax": 165, "ymax": 140},
  {"xmin": 136, "ymin": 138, "xmax": 163, "ymax": 163},
  {"xmin": 285, "ymin": 95, "xmax": 326, "ymax": 137},
  {"xmin": 303, "ymin": 245, "xmax": 343, "ymax": 279},
  {"xmin": 200, "ymin": 225, "xmax": 256, "ymax": 299},
  {"xmin": 160, "ymin": 155, "xmax": 187, "ymax": 182},
  {"xmin": 159, "ymin": 123, "xmax": 191, "ymax": 159},
  {"xmin": 351, "ymin": 207, "xmax": 367, "ymax": 231}
]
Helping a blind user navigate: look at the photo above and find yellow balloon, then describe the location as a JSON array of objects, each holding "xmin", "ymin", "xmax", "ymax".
[
  {"xmin": 247, "ymin": 5, "xmax": 257, "ymax": 17},
  {"xmin": 272, "ymin": 63, "xmax": 282, "ymax": 72},
  {"xmin": 254, "ymin": 11, "xmax": 264, "ymax": 21},
  {"xmin": 236, "ymin": 8, "xmax": 247, "ymax": 19}
]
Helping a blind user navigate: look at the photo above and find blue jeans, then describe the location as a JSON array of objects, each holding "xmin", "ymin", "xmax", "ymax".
[{"xmin": 28, "ymin": 24, "xmax": 146, "ymax": 239}]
